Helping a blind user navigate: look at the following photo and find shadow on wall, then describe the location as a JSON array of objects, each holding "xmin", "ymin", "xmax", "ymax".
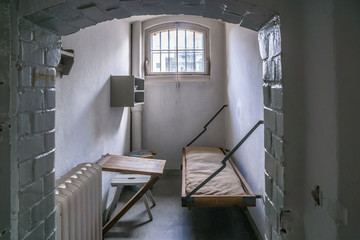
[{"xmin": 90, "ymin": 78, "xmax": 125, "ymax": 141}]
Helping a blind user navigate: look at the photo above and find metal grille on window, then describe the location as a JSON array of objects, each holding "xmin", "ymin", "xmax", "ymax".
[{"xmin": 149, "ymin": 26, "xmax": 205, "ymax": 74}]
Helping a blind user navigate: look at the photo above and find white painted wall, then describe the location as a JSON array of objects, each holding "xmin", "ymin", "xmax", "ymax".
[
  {"xmin": 225, "ymin": 24, "xmax": 264, "ymax": 237},
  {"xmin": 141, "ymin": 16, "xmax": 226, "ymax": 169},
  {"xmin": 278, "ymin": 0, "xmax": 360, "ymax": 239},
  {"xmin": 55, "ymin": 19, "xmax": 131, "ymax": 204},
  {"xmin": 335, "ymin": 1, "xmax": 360, "ymax": 239},
  {"xmin": 302, "ymin": 0, "xmax": 338, "ymax": 238}
]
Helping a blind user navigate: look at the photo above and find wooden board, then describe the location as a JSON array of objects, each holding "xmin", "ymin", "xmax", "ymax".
[
  {"xmin": 181, "ymin": 147, "xmax": 257, "ymax": 208},
  {"xmin": 98, "ymin": 154, "xmax": 166, "ymax": 176}
]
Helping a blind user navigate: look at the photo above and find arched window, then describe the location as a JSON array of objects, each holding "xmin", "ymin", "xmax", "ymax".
[{"xmin": 145, "ymin": 22, "xmax": 209, "ymax": 76}]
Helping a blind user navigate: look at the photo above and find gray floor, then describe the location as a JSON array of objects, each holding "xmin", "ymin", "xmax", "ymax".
[{"xmin": 104, "ymin": 170, "xmax": 258, "ymax": 240}]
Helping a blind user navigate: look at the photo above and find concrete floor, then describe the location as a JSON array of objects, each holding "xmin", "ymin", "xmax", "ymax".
[{"xmin": 104, "ymin": 170, "xmax": 258, "ymax": 240}]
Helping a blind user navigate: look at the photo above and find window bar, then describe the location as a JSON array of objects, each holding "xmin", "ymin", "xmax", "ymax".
[
  {"xmin": 167, "ymin": 30, "xmax": 170, "ymax": 72},
  {"xmin": 176, "ymin": 28, "xmax": 178, "ymax": 73},
  {"xmin": 159, "ymin": 31, "xmax": 161, "ymax": 72},
  {"xmin": 184, "ymin": 30, "xmax": 187, "ymax": 72},
  {"xmin": 193, "ymin": 31, "xmax": 195, "ymax": 72}
]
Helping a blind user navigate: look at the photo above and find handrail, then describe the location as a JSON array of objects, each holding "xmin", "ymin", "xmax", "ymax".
[
  {"xmin": 184, "ymin": 120, "xmax": 264, "ymax": 202},
  {"xmin": 186, "ymin": 104, "xmax": 228, "ymax": 146}
]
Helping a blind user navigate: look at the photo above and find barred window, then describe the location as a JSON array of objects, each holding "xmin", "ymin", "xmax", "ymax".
[{"xmin": 145, "ymin": 22, "xmax": 209, "ymax": 75}]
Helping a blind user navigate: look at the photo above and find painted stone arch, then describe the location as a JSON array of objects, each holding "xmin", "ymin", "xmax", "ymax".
[
  {"xmin": 20, "ymin": 1, "xmax": 277, "ymax": 35},
  {"xmin": 5, "ymin": 1, "xmax": 283, "ymax": 239}
]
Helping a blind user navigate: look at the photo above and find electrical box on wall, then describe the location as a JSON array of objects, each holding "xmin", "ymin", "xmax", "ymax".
[{"xmin": 110, "ymin": 75, "xmax": 144, "ymax": 107}]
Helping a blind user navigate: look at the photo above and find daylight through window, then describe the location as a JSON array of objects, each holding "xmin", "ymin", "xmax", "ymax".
[{"xmin": 146, "ymin": 22, "xmax": 209, "ymax": 75}]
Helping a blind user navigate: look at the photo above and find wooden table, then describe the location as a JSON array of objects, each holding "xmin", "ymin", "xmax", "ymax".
[{"xmin": 97, "ymin": 154, "xmax": 166, "ymax": 234}]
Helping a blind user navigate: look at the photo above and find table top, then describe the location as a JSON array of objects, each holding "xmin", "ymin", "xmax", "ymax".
[{"xmin": 97, "ymin": 154, "xmax": 166, "ymax": 176}]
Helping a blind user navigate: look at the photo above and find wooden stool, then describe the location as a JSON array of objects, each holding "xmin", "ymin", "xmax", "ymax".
[{"xmin": 106, "ymin": 173, "xmax": 156, "ymax": 222}]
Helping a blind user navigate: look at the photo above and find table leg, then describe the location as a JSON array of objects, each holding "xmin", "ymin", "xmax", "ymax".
[{"xmin": 102, "ymin": 176, "xmax": 160, "ymax": 235}]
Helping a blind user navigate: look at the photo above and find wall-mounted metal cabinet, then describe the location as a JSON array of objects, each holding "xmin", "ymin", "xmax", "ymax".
[
  {"xmin": 110, "ymin": 75, "xmax": 144, "ymax": 107},
  {"xmin": 56, "ymin": 49, "xmax": 74, "ymax": 78}
]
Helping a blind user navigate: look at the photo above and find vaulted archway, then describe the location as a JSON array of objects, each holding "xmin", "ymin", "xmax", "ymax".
[{"xmin": 3, "ymin": 1, "xmax": 284, "ymax": 239}]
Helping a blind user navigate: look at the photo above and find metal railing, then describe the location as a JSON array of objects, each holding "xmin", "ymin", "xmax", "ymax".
[{"xmin": 186, "ymin": 104, "xmax": 228, "ymax": 146}]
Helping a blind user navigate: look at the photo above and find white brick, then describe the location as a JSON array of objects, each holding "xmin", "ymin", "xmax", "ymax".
[
  {"xmin": 45, "ymin": 89, "xmax": 55, "ymax": 109},
  {"xmin": 45, "ymin": 48, "xmax": 61, "ymax": 67},
  {"xmin": 19, "ymin": 159, "xmax": 34, "ymax": 187},
  {"xmin": 271, "ymin": 84, "xmax": 283, "ymax": 110},
  {"xmin": 263, "ymin": 83, "xmax": 271, "ymax": 107},
  {"xmin": 269, "ymin": 25, "xmax": 281, "ymax": 58},
  {"xmin": 265, "ymin": 151, "xmax": 276, "ymax": 179},
  {"xmin": 19, "ymin": 178, "xmax": 43, "ymax": 211},
  {"xmin": 24, "ymin": 221, "xmax": 44, "ymax": 240},
  {"xmin": 21, "ymin": 42, "xmax": 44, "ymax": 65},
  {"xmin": 44, "ymin": 131, "xmax": 55, "ymax": 152},
  {"xmin": 258, "ymin": 30, "xmax": 269, "ymax": 60},
  {"xmin": 265, "ymin": 216, "xmax": 273, "ymax": 240},
  {"xmin": 34, "ymin": 152, "xmax": 54, "ymax": 180},
  {"xmin": 272, "ymin": 135, "xmax": 283, "ymax": 162},
  {"xmin": 31, "ymin": 193, "xmax": 55, "ymax": 225},
  {"xmin": 18, "ymin": 113, "xmax": 31, "ymax": 136},
  {"xmin": 33, "ymin": 67, "xmax": 56, "ymax": 88},
  {"xmin": 266, "ymin": 151, "xmax": 284, "ymax": 192},
  {"xmin": 263, "ymin": 58, "xmax": 274, "ymax": 81},
  {"xmin": 277, "ymin": 165, "xmax": 284, "ymax": 190},
  {"xmin": 265, "ymin": 197, "xmax": 278, "ymax": 230},
  {"xmin": 44, "ymin": 210, "xmax": 56, "ymax": 238},
  {"xmin": 265, "ymin": 128, "xmax": 272, "ymax": 153},
  {"xmin": 264, "ymin": 108, "xmax": 276, "ymax": 132},
  {"xmin": 272, "ymin": 185, "xmax": 284, "ymax": 212},
  {"xmin": 19, "ymin": 209, "xmax": 31, "ymax": 239},
  {"xmin": 276, "ymin": 112, "xmax": 284, "ymax": 137},
  {"xmin": 274, "ymin": 55, "xmax": 282, "ymax": 81},
  {"xmin": 33, "ymin": 110, "xmax": 55, "ymax": 133},
  {"xmin": 19, "ymin": 135, "xmax": 45, "ymax": 161},
  {"xmin": 43, "ymin": 171, "xmax": 55, "ymax": 195},
  {"xmin": 19, "ymin": 89, "xmax": 44, "ymax": 112},
  {"xmin": 265, "ymin": 172, "xmax": 273, "ymax": 200},
  {"xmin": 34, "ymin": 29, "xmax": 61, "ymax": 49},
  {"xmin": 20, "ymin": 66, "xmax": 32, "ymax": 88}
]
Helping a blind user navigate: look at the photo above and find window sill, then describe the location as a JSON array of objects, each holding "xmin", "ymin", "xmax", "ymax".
[{"xmin": 145, "ymin": 75, "xmax": 210, "ymax": 82}]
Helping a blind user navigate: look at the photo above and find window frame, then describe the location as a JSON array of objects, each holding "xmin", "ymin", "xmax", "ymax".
[{"xmin": 145, "ymin": 22, "xmax": 210, "ymax": 77}]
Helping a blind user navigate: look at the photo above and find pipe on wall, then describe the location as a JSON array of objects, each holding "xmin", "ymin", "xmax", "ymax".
[{"xmin": 131, "ymin": 21, "xmax": 143, "ymax": 151}]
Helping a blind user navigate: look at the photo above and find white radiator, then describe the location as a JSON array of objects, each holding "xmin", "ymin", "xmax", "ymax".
[{"xmin": 55, "ymin": 163, "xmax": 102, "ymax": 240}]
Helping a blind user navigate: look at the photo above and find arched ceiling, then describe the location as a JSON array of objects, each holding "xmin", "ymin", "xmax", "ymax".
[{"xmin": 19, "ymin": 0, "xmax": 277, "ymax": 35}]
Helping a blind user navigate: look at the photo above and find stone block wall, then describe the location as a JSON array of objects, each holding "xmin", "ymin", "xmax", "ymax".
[
  {"xmin": 16, "ymin": 19, "xmax": 61, "ymax": 240},
  {"xmin": 258, "ymin": 15, "xmax": 285, "ymax": 240}
]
